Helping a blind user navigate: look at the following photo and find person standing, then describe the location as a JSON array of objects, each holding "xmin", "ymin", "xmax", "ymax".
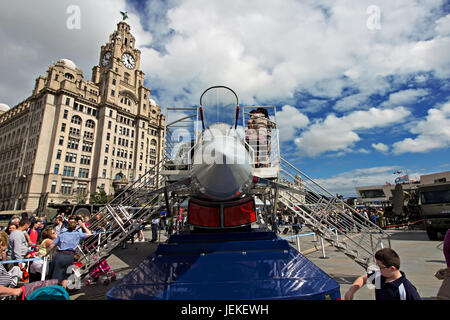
[
  {"xmin": 150, "ymin": 217, "xmax": 159, "ymax": 242},
  {"xmin": 6, "ymin": 218, "xmax": 31, "ymax": 267},
  {"xmin": 47, "ymin": 217, "xmax": 92, "ymax": 289},
  {"xmin": 344, "ymin": 248, "xmax": 421, "ymax": 300},
  {"xmin": 435, "ymin": 229, "xmax": 450, "ymax": 299}
]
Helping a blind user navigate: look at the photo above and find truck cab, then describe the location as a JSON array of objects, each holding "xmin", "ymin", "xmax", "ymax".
[{"xmin": 418, "ymin": 182, "xmax": 450, "ymax": 240}]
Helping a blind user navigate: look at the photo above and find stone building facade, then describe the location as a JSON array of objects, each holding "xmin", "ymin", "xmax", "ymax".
[{"xmin": 0, "ymin": 21, "xmax": 165, "ymax": 211}]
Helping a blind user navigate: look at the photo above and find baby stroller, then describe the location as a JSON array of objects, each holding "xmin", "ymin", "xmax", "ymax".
[{"xmin": 84, "ymin": 258, "xmax": 116, "ymax": 285}]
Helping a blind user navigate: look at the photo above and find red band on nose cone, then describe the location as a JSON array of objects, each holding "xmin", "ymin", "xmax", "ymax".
[
  {"xmin": 224, "ymin": 199, "xmax": 256, "ymax": 227},
  {"xmin": 188, "ymin": 201, "xmax": 220, "ymax": 227}
]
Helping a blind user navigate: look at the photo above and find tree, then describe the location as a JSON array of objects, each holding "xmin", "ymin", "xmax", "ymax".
[{"xmin": 89, "ymin": 188, "xmax": 112, "ymax": 204}]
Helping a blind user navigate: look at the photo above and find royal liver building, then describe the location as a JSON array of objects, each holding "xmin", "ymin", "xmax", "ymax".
[{"xmin": 0, "ymin": 20, "xmax": 165, "ymax": 211}]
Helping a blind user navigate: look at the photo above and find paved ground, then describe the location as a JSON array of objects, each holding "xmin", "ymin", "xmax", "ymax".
[
  {"xmin": 69, "ymin": 227, "xmax": 447, "ymax": 300},
  {"xmin": 304, "ymin": 229, "xmax": 445, "ymax": 300}
]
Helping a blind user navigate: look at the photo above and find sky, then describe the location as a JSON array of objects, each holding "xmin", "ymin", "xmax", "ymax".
[{"xmin": 0, "ymin": 0, "xmax": 449, "ymax": 197}]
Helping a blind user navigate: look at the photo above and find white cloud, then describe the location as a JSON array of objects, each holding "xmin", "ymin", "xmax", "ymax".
[
  {"xmin": 294, "ymin": 107, "xmax": 411, "ymax": 157},
  {"xmin": 276, "ymin": 105, "xmax": 309, "ymax": 142},
  {"xmin": 314, "ymin": 166, "xmax": 401, "ymax": 197},
  {"xmin": 138, "ymin": 0, "xmax": 449, "ymax": 108},
  {"xmin": 333, "ymin": 92, "xmax": 371, "ymax": 112},
  {"xmin": 0, "ymin": 0, "xmax": 151, "ymax": 107},
  {"xmin": 372, "ymin": 142, "xmax": 389, "ymax": 153},
  {"xmin": 435, "ymin": 14, "xmax": 450, "ymax": 36},
  {"xmin": 392, "ymin": 101, "xmax": 450, "ymax": 154},
  {"xmin": 382, "ymin": 88, "xmax": 428, "ymax": 107}
]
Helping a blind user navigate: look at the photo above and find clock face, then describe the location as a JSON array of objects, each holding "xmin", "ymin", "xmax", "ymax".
[
  {"xmin": 121, "ymin": 53, "xmax": 136, "ymax": 69},
  {"xmin": 102, "ymin": 51, "xmax": 112, "ymax": 66}
]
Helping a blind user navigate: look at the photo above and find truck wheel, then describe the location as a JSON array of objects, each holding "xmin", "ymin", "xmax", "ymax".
[
  {"xmin": 74, "ymin": 207, "xmax": 91, "ymax": 217},
  {"xmin": 426, "ymin": 227, "xmax": 438, "ymax": 241}
]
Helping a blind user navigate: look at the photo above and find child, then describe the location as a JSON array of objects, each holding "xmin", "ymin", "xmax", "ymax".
[{"xmin": 344, "ymin": 248, "xmax": 421, "ymax": 300}]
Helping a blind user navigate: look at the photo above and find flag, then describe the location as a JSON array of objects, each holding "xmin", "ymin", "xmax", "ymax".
[{"xmin": 395, "ymin": 174, "xmax": 409, "ymax": 184}]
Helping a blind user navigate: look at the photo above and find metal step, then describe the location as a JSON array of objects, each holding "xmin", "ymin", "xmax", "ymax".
[{"xmin": 277, "ymin": 159, "xmax": 392, "ymax": 269}]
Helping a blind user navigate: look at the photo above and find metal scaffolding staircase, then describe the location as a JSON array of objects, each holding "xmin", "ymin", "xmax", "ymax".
[
  {"xmin": 76, "ymin": 160, "xmax": 168, "ymax": 277},
  {"xmin": 273, "ymin": 158, "xmax": 391, "ymax": 269}
]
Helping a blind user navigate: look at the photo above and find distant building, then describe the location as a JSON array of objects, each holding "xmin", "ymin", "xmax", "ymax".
[
  {"xmin": 355, "ymin": 170, "xmax": 450, "ymax": 206},
  {"xmin": 0, "ymin": 21, "xmax": 165, "ymax": 211},
  {"xmin": 418, "ymin": 171, "xmax": 450, "ymax": 185}
]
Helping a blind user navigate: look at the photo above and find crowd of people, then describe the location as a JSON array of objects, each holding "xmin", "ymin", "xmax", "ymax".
[
  {"xmin": 0, "ymin": 212, "xmax": 92, "ymax": 299},
  {"xmin": 1, "ymin": 208, "xmax": 449, "ymax": 301}
]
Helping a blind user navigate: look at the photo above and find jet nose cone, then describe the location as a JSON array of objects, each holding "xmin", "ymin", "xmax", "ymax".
[{"xmin": 193, "ymin": 136, "xmax": 253, "ymax": 200}]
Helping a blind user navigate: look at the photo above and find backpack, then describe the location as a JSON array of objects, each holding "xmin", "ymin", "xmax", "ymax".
[{"xmin": 25, "ymin": 285, "xmax": 70, "ymax": 300}]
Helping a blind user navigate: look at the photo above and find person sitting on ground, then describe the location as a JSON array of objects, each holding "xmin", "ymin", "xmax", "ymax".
[
  {"xmin": 344, "ymin": 248, "xmax": 421, "ymax": 300},
  {"xmin": 47, "ymin": 217, "xmax": 92, "ymax": 289}
]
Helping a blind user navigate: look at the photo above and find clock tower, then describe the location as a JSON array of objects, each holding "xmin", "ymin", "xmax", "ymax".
[{"xmin": 92, "ymin": 21, "xmax": 149, "ymax": 116}]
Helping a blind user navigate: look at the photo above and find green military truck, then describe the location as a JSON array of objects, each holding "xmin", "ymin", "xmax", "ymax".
[{"xmin": 418, "ymin": 181, "xmax": 450, "ymax": 240}]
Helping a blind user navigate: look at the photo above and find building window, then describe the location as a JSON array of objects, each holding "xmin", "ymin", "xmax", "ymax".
[
  {"xmin": 82, "ymin": 141, "xmax": 93, "ymax": 152},
  {"xmin": 104, "ymin": 156, "xmax": 108, "ymax": 165},
  {"xmin": 67, "ymin": 138, "xmax": 79, "ymax": 149},
  {"xmin": 108, "ymin": 121, "xmax": 112, "ymax": 129},
  {"xmin": 65, "ymin": 152, "xmax": 77, "ymax": 163},
  {"xmin": 54, "ymin": 164, "xmax": 60, "ymax": 174},
  {"xmin": 61, "ymin": 182, "xmax": 72, "ymax": 194},
  {"xmin": 112, "ymin": 79, "xmax": 116, "ymax": 85},
  {"xmin": 59, "ymin": 136, "xmax": 64, "ymax": 145},
  {"xmin": 102, "ymin": 169, "xmax": 107, "ymax": 178},
  {"xmin": 106, "ymin": 132, "xmax": 110, "ymax": 141},
  {"xmin": 63, "ymin": 110, "xmax": 68, "ymax": 119},
  {"xmin": 66, "ymin": 97, "xmax": 70, "ymax": 105},
  {"xmin": 71, "ymin": 115, "xmax": 82, "ymax": 125},
  {"xmin": 62, "ymin": 166, "xmax": 75, "ymax": 177},
  {"xmin": 109, "ymin": 110, "xmax": 113, "ymax": 117},
  {"xmin": 69, "ymin": 127, "xmax": 80, "ymax": 136},
  {"xmin": 80, "ymin": 155, "xmax": 91, "ymax": 165},
  {"xmin": 61, "ymin": 123, "xmax": 66, "ymax": 132},
  {"xmin": 78, "ymin": 168, "xmax": 89, "ymax": 178},
  {"xmin": 50, "ymin": 181, "xmax": 57, "ymax": 193},
  {"xmin": 86, "ymin": 120, "xmax": 95, "ymax": 129},
  {"xmin": 111, "ymin": 90, "xmax": 115, "ymax": 96},
  {"xmin": 56, "ymin": 150, "xmax": 62, "ymax": 160},
  {"xmin": 105, "ymin": 144, "xmax": 109, "ymax": 153}
]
